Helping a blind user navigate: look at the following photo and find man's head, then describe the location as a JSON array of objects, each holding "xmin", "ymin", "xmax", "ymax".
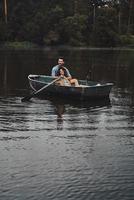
[{"xmin": 58, "ymin": 57, "xmax": 64, "ymax": 66}]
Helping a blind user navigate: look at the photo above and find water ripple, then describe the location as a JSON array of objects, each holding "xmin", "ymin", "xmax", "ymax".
[{"xmin": 0, "ymin": 96, "xmax": 134, "ymax": 200}]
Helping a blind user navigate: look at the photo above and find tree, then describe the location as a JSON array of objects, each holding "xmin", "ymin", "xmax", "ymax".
[
  {"xmin": 61, "ymin": 14, "xmax": 88, "ymax": 46},
  {"xmin": 91, "ymin": 6, "xmax": 120, "ymax": 46},
  {"xmin": 4, "ymin": 0, "xmax": 8, "ymax": 23},
  {"xmin": 127, "ymin": 0, "xmax": 134, "ymax": 34},
  {"xmin": 0, "ymin": 0, "xmax": 133, "ymax": 46}
]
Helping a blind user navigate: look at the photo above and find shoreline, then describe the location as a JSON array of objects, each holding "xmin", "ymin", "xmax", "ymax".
[{"xmin": 0, "ymin": 42, "xmax": 134, "ymax": 51}]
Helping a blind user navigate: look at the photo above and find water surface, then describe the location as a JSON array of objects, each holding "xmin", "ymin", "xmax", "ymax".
[{"xmin": 0, "ymin": 49, "xmax": 134, "ymax": 200}]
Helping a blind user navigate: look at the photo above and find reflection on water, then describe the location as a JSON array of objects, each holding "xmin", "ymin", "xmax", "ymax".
[
  {"xmin": 52, "ymin": 97, "xmax": 111, "ymax": 131},
  {"xmin": 0, "ymin": 49, "xmax": 134, "ymax": 94},
  {"xmin": 0, "ymin": 93, "xmax": 134, "ymax": 200},
  {"xmin": 55, "ymin": 104, "xmax": 65, "ymax": 130},
  {"xmin": 0, "ymin": 91, "xmax": 134, "ymax": 200},
  {"xmin": 0, "ymin": 49, "xmax": 134, "ymax": 200}
]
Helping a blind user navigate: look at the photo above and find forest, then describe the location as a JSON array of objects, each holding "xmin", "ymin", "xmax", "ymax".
[{"xmin": 0, "ymin": 0, "xmax": 134, "ymax": 47}]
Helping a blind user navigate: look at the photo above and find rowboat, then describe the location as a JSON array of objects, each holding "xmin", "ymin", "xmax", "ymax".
[{"xmin": 28, "ymin": 75, "xmax": 113, "ymax": 100}]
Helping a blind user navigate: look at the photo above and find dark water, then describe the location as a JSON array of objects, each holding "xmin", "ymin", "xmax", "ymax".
[{"xmin": 0, "ymin": 49, "xmax": 134, "ymax": 200}]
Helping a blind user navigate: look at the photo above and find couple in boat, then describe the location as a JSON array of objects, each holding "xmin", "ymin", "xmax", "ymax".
[{"xmin": 51, "ymin": 57, "xmax": 79, "ymax": 87}]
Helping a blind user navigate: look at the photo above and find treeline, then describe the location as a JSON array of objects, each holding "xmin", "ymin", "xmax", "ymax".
[{"xmin": 0, "ymin": 0, "xmax": 134, "ymax": 47}]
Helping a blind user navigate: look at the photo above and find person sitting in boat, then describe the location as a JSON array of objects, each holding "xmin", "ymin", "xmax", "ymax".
[
  {"xmin": 51, "ymin": 57, "xmax": 71, "ymax": 78},
  {"xmin": 55, "ymin": 67, "xmax": 71, "ymax": 86},
  {"xmin": 51, "ymin": 57, "xmax": 79, "ymax": 87},
  {"xmin": 56, "ymin": 66, "xmax": 79, "ymax": 87}
]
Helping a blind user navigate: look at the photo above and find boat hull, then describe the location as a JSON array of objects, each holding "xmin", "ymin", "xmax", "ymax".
[{"xmin": 28, "ymin": 75, "xmax": 113, "ymax": 100}]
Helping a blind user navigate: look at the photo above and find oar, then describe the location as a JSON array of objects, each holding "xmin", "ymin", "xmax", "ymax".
[{"xmin": 21, "ymin": 77, "xmax": 61, "ymax": 102}]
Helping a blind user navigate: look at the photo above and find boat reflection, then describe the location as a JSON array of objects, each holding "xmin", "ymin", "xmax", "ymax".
[
  {"xmin": 54, "ymin": 103, "xmax": 65, "ymax": 130},
  {"xmin": 50, "ymin": 97, "xmax": 111, "ymax": 130}
]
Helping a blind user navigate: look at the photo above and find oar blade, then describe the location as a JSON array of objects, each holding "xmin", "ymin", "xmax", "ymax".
[{"xmin": 21, "ymin": 94, "xmax": 33, "ymax": 102}]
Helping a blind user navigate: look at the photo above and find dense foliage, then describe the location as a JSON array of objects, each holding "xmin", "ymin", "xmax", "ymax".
[{"xmin": 0, "ymin": 0, "xmax": 134, "ymax": 47}]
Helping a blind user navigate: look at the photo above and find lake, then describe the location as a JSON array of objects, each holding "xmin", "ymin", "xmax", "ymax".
[{"xmin": 0, "ymin": 48, "xmax": 134, "ymax": 200}]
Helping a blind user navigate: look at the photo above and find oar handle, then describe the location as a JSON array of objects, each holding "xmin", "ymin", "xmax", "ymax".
[{"xmin": 34, "ymin": 77, "xmax": 60, "ymax": 95}]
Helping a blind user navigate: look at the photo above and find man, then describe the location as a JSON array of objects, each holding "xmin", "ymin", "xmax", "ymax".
[
  {"xmin": 51, "ymin": 57, "xmax": 79, "ymax": 86},
  {"xmin": 51, "ymin": 57, "xmax": 72, "ymax": 80}
]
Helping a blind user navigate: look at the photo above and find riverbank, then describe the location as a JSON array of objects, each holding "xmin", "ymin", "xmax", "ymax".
[{"xmin": 0, "ymin": 40, "xmax": 134, "ymax": 51}]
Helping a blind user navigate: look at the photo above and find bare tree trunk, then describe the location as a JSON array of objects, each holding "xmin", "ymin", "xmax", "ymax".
[
  {"xmin": 4, "ymin": 0, "xmax": 8, "ymax": 24},
  {"xmin": 118, "ymin": 10, "xmax": 121, "ymax": 34},
  {"xmin": 74, "ymin": 0, "xmax": 78, "ymax": 15},
  {"xmin": 127, "ymin": 0, "xmax": 133, "ymax": 34}
]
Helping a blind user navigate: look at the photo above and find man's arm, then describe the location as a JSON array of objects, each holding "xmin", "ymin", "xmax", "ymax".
[
  {"xmin": 51, "ymin": 66, "xmax": 58, "ymax": 77},
  {"xmin": 51, "ymin": 67, "xmax": 55, "ymax": 76}
]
